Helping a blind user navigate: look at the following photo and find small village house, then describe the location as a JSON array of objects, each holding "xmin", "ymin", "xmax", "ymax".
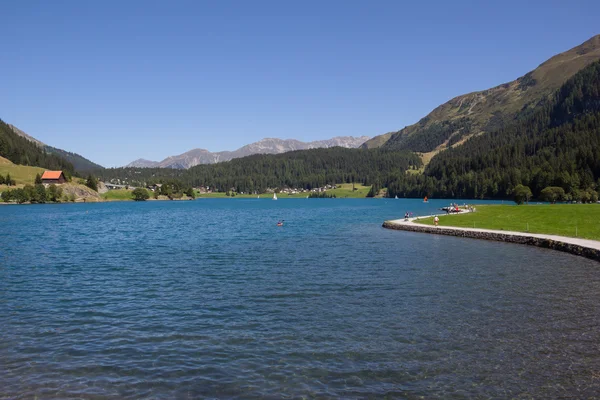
[{"xmin": 41, "ymin": 171, "xmax": 66, "ymax": 184}]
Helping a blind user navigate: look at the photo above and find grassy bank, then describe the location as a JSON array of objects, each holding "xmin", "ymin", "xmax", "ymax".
[
  {"xmin": 0, "ymin": 163, "xmax": 45, "ymax": 186},
  {"xmin": 196, "ymin": 183, "xmax": 372, "ymax": 199},
  {"xmin": 101, "ymin": 189, "xmax": 134, "ymax": 201},
  {"xmin": 416, "ymin": 204, "xmax": 600, "ymax": 240}
]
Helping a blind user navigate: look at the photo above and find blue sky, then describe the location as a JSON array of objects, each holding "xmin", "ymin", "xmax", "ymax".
[{"xmin": 2, "ymin": 0, "xmax": 599, "ymax": 167}]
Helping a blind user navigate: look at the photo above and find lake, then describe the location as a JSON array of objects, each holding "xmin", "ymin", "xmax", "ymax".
[{"xmin": 1, "ymin": 199, "xmax": 600, "ymax": 398}]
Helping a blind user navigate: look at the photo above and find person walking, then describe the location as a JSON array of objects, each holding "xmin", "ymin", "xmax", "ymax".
[{"xmin": 434, "ymin": 216, "xmax": 439, "ymax": 227}]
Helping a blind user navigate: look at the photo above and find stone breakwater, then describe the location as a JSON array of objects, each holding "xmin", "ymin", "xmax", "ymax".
[{"xmin": 382, "ymin": 220, "xmax": 600, "ymax": 263}]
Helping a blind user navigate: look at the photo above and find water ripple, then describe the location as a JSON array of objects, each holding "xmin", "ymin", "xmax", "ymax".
[{"xmin": 1, "ymin": 199, "xmax": 600, "ymax": 398}]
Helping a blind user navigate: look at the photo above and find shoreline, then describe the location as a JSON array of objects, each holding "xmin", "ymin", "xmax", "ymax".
[{"xmin": 382, "ymin": 213, "xmax": 600, "ymax": 262}]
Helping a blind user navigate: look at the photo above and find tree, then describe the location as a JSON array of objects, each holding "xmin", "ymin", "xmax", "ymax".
[
  {"xmin": 539, "ymin": 186, "xmax": 566, "ymax": 204},
  {"xmin": 6, "ymin": 173, "xmax": 13, "ymax": 186},
  {"xmin": 34, "ymin": 184, "xmax": 47, "ymax": 203},
  {"xmin": 132, "ymin": 188, "xmax": 150, "ymax": 201},
  {"xmin": 367, "ymin": 181, "xmax": 381, "ymax": 198},
  {"xmin": 513, "ymin": 184, "xmax": 532, "ymax": 205},
  {"xmin": 185, "ymin": 187, "xmax": 196, "ymax": 199},
  {"xmin": 1, "ymin": 190, "xmax": 12, "ymax": 202},
  {"xmin": 47, "ymin": 184, "xmax": 63, "ymax": 202},
  {"xmin": 34, "ymin": 173, "xmax": 42, "ymax": 184},
  {"xmin": 85, "ymin": 174, "xmax": 98, "ymax": 191},
  {"xmin": 14, "ymin": 188, "xmax": 29, "ymax": 204}
]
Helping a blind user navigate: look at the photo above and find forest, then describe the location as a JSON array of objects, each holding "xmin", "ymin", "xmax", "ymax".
[
  {"xmin": 0, "ymin": 120, "xmax": 75, "ymax": 174},
  {"xmin": 385, "ymin": 60, "xmax": 600, "ymax": 200},
  {"xmin": 96, "ymin": 148, "xmax": 423, "ymax": 193}
]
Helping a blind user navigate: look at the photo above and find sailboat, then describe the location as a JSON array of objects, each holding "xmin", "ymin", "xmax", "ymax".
[
  {"xmin": 395, "ymin": 195, "xmax": 398, "ymax": 199},
  {"xmin": 257, "ymin": 195, "xmax": 260, "ymax": 199},
  {"xmin": 273, "ymin": 193, "xmax": 278, "ymax": 200}
]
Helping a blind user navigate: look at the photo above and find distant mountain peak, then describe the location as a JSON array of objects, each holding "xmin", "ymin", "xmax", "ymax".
[{"xmin": 125, "ymin": 136, "xmax": 370, "ymax": 169}]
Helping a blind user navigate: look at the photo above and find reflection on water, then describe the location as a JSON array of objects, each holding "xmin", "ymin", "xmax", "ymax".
[{"xmin": 1, "ymin": 199, "xmax": 599, "ymax": 398}]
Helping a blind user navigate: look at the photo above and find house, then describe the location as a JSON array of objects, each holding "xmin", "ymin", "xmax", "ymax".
[
  {"xmin": 41, "ymin": 171, "xmax": 66, "ymax": 184},
  {"xmin": 147, "ymin": 183, "xmax": 162, "ymax": 192}
]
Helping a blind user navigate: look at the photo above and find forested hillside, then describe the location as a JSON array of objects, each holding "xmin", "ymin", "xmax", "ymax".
[
  {"xmin": 385, "ymin": 60, "xmax": 600, "ymax": 199},
  {"xmin": 97, "ymin": 148, "xmax": 422, "ymax": 192},
  {"xmin": 46, "ymin": 146, "xmax": 104, "ymax": 172},
  {"xmin": 0, "ymin": 119, "xmax": 75, "ymax": 174},
  {"xmin": 362, "ymin": 34, "xmax": 600, "ymax": 154}
]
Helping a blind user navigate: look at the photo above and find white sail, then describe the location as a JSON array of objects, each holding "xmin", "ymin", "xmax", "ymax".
[{"xmin": 273, "ymin": 193, "xmax": 278, "ymax": 200}]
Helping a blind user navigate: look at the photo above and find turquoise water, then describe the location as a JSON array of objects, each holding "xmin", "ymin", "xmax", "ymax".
[{"xmin": 1, "ymin": 199, "xmax": 600, "ymax": 398}]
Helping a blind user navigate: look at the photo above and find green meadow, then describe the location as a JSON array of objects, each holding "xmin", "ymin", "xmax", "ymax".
[{"xmin": 417, "ymin": 204, "xmax": 600, "ymax": 241}]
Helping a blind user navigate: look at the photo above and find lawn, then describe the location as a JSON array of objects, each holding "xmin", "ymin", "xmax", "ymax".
[
  {"xmin": 416, "ymin": 204, "xmax": 600, "ymax": 240},
  {"xmin": 101, "ymin": 189, "xmax": 134, "ymax": 201}
]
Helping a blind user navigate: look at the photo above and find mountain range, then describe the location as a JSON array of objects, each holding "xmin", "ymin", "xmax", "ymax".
[
  {"xmin": 362, "ymin": 34, "xmax": 600, "ymax": 156},
  {"xmin": 126, "ymin": 136, "xmax": 370, "ymax": 169}
]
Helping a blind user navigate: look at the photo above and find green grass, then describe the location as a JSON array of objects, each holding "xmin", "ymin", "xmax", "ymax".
[
  {"xmin": 101, "ymin": 189, "xmax": 134, "ymax": 201},
  {"xmin": 416, "ymin": 204, "xmax": 600, "ymax": 240},
  {"xmin": 0, "ymin": 163, "xmax": 45, "ymax": 185},
  {"xmin": 195, "ymin": 183, "xmax": 373, "ymax": 199}
]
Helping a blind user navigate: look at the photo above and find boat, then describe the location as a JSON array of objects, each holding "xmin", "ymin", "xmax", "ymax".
[
  {"xmin": 306, "ymin": 195, "xmax": 309, "ymax": 199},
  {"xmin": 395, "ymin": 195, "xmax": 398, "ymax": 199},
  {"xmin": 273, "ymin": 193, "xmax": 278, "ymax": 200},
  {"xmin": 257, "ymin": 196, "xmax": 259, "ymax": 199},
  {"xmin": 423, "ymin": 196, "xmax": 428, "ymax": 203}
]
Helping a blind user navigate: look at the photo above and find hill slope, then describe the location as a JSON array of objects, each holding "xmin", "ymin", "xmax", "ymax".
[
  {"xmin": 126, "ymin": 136, "xmax": 370, "ymax": 169},
  {"xmin": 7, "ymin": 124, "xmax": 103, "ymax": 173},
  {"xmin": 0, "ymin": 120, "xmax": 75, "ymax": 174},
  {"xmin": 363, "ymin": 34, "xmax": 600, "ymax": 154},
  {"xmin": 100, "ymin": 147, "xmax": 422, "ymax": 192},
  {"xmin": 385, "ymin": 59, "xmax": 600, "ymax": 199}
]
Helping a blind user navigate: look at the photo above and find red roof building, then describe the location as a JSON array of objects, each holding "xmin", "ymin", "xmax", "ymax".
[{"xmin": 41, "ymin": 171, "xmax": 66, "ymax": 184}]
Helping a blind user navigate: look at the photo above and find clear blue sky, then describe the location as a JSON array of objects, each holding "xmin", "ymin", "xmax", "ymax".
[{"xmin": 2, "ymin": 0, "xmax": 599, "ymax": 167}]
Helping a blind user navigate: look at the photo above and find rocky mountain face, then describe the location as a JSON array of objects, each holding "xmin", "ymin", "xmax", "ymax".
[
  {"xmin": 126, "ymin": 136, "xmax": 370, "ymax": 169},
  {"xmin": 362, "ymin": 34, "xmax": 600, "ymax": 153}
]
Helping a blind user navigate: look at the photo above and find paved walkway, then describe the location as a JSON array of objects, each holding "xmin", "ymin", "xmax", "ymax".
[{"xmin": 386, "ymin": 212, "xmax": 600, "ymax": 251}]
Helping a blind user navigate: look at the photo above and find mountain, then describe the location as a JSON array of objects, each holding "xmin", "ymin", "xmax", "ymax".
[
  {"xmin": 99, "ymin": 147, "xmax": 422, "ymax": 192},
  {"xmin": 8, "ymin": 124, "xmax": 46, "ymax": 147},
  {"xmin": 0, "ymin": 120, "xmax": 75, "ymax": 174},
  {"xmin": 384, "ymin": 59, "xmax": 600, "ymax": 200},
  {"xmin": 126, "ymin": 136, "xmax": 370, "ymax": 169},
  {"xmin": 45, "ymin": 146, "xmax": 104, "ymax": 172},
  {"xmin": 362, "ymin": 34, "xmax": 600, "ymax": 154},
  {"xmin": 7, "ymin": 124, "xmax": 103, "ymax": 173}
]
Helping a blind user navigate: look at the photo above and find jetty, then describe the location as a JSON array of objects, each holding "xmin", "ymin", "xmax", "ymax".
[{"xmin": 383, "ymin": 213, "xmax": 600, "ymax": 262}]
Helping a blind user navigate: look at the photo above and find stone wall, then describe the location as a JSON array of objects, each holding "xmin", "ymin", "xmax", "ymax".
[{"xmin": 382, "ymin": 221, "xmax": 600, "ymax": 262}]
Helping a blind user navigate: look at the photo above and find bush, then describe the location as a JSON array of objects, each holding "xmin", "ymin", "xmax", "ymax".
[
  {"xmin": 132, "ymin": 188, "xmax": 150, "ymax": 201},
  {"xmin": 47, "ymin": 184, "xmax": 63, "ymax": 202},
  {"xmin": 539, "ymin": 186, "xmax": 566, "ymax": 204},
  {"xmin": 513, "ymin": 184, "xmax": 532, "ymax": 205}
]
